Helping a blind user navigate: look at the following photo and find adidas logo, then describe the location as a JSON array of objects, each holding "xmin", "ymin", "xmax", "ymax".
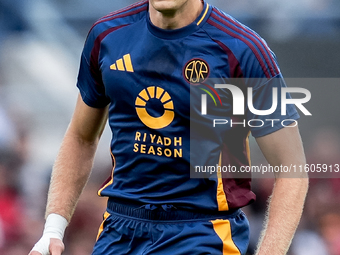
[{"xmin": 110, "ymin": 54, "xmax": 134, "ymax": 72}]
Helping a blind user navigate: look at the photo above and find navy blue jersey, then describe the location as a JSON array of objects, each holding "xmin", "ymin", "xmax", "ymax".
[{"xmin": 77, "ymin": 0, "xmax": 299, "ymax": 212}]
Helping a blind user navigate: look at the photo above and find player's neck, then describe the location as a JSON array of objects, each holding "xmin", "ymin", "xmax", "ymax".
[{"xmin": 149, "ymin": 0, "xmax": 203, "ymax": 30}]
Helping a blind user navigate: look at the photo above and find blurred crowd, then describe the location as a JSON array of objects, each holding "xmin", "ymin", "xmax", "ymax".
[
  {"xmin": 1, "ymin": 0, "xmax": 340, "ymax": 254},
  {"xmin": 0, "ymin": 104, "xmax": 108, "ymax": 254}
]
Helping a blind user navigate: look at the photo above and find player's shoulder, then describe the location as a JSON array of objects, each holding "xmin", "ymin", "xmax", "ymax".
[
  {"xmin": 204, "ymin": 5, "xmax": 280, "ymax": 79},
  {"xmin": 204, "ymin": 6, "xmax": 261, "ymax": 43},
  {"xmin": 88, "ymin": 0, "xmax": 148, "ymax": 38}
]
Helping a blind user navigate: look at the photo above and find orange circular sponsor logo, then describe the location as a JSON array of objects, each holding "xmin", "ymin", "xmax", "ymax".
[{"xmin": 135, "ymin": 86, "xmax": 175, "ymax": 129}]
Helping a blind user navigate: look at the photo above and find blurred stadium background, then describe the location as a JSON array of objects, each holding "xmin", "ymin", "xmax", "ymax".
[{"xmin": 0, "ymin": 0, "xmax": 340, "ymax": 254}]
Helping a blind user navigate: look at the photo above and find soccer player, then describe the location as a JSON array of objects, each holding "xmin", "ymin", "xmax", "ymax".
[{"xmin": 29, "ymin": 0, "xmax": 308, "ymax": 254}]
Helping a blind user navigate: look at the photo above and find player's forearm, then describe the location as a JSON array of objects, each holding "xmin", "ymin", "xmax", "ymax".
[
  {"xmin": 254, "ymin": 125, "xmax": 309, "ymax": 255},
  {"xmin": 45, "ymin": 129, "xmax": 99, "ymax": 222},
  {"xmin": 255, "ymin": 177, "xmax": 308, "ymax": 255}
]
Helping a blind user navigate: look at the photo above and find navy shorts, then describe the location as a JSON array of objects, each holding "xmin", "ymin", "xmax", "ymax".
[{"xmin": 92, "ymin": 200, "xmax": 250, "ymax": 255}]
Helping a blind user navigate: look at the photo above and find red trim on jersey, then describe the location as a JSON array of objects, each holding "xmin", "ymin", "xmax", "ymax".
[
  {"xmin": 220, "ymin": 130, "xmax": 256, "ymax": 209},
  {"xmin": 213, "ymin": 8, "xmax": 279, "ymax": 76},
  {"xmin": 213, "ymin": 39, "xmax": 244, "ymax": 78},
  {"xmin": 98, "ymin": 0, "xmax": 148, "ymax": 22},
  {"xmin": 207, "ymin": 18, "xmax": 271, "ymax": 79},
  {"xmin": 208, "ymin": 8, "xmax": 280, "ymax": 79},
  {"xmin": 89, "ymin": 2, "xmax": 148, "ymax": 86},
  {"xmin": 98, "ymin": 152, "xmax": 116, "ymax": 196},
  {"xmin": 90, "ymin": 2, "xmax": 148, "ymax": 32},
  {"xmin": 90, "ymin": 24, "xmax": 130, "ymax": 87},
  {"xmin": 212, "ymin": 9, "xmax": 279, "ymax": 76}
]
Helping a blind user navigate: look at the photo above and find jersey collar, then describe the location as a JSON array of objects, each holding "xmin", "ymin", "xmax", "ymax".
[{"xmin": 146, "ymin": 1, "xmax": 211, "ymax": 39}]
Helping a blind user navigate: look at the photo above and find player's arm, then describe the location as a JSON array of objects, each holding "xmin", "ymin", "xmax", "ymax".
[
  {"xmin": 29, "ymin": 94, "xmax": 109, "ymax": 255},
  {"xmin": 254, "ymin": 124, "xmax": 309, "ymax": 255}
]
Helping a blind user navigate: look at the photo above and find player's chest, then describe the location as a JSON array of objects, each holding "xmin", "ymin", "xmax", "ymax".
[{"xmin": 98, "ymin": 35, "xmax": 230, "ymax": 107}]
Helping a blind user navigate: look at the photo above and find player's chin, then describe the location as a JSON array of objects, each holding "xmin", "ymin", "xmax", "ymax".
[{"xmin": 150, "ymin": 0, "xmax": 183, "ymax": 13}]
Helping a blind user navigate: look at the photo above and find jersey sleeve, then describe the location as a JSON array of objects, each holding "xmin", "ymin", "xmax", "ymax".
[
  {"xmin": 246, "ymin": 74, "xmax": 300, "ymax": 137},
  {"xmin": 76, "ymin": 28, "xmax": 111, "ymax": 108},
  {"xmin": 236, "ymin": 35, "xmax": 300, "ymax": 137}
]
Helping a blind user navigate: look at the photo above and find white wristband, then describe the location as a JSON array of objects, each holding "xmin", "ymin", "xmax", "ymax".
[
  {"xmin": 43, "ymin": 213, "xmax": 68, "ymax": 240},
  {"xmin": 31, "ymin": 214, "xmax": 68, "ymax": 255}
]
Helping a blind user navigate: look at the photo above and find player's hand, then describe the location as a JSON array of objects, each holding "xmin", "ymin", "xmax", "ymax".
[
  {"xmin": 29, "ymin": 237, "xmax": 64, "ymax": 255},
  {"xmin": 29, "ymin": 214, "xmax": 68, "ymax": 255}
]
